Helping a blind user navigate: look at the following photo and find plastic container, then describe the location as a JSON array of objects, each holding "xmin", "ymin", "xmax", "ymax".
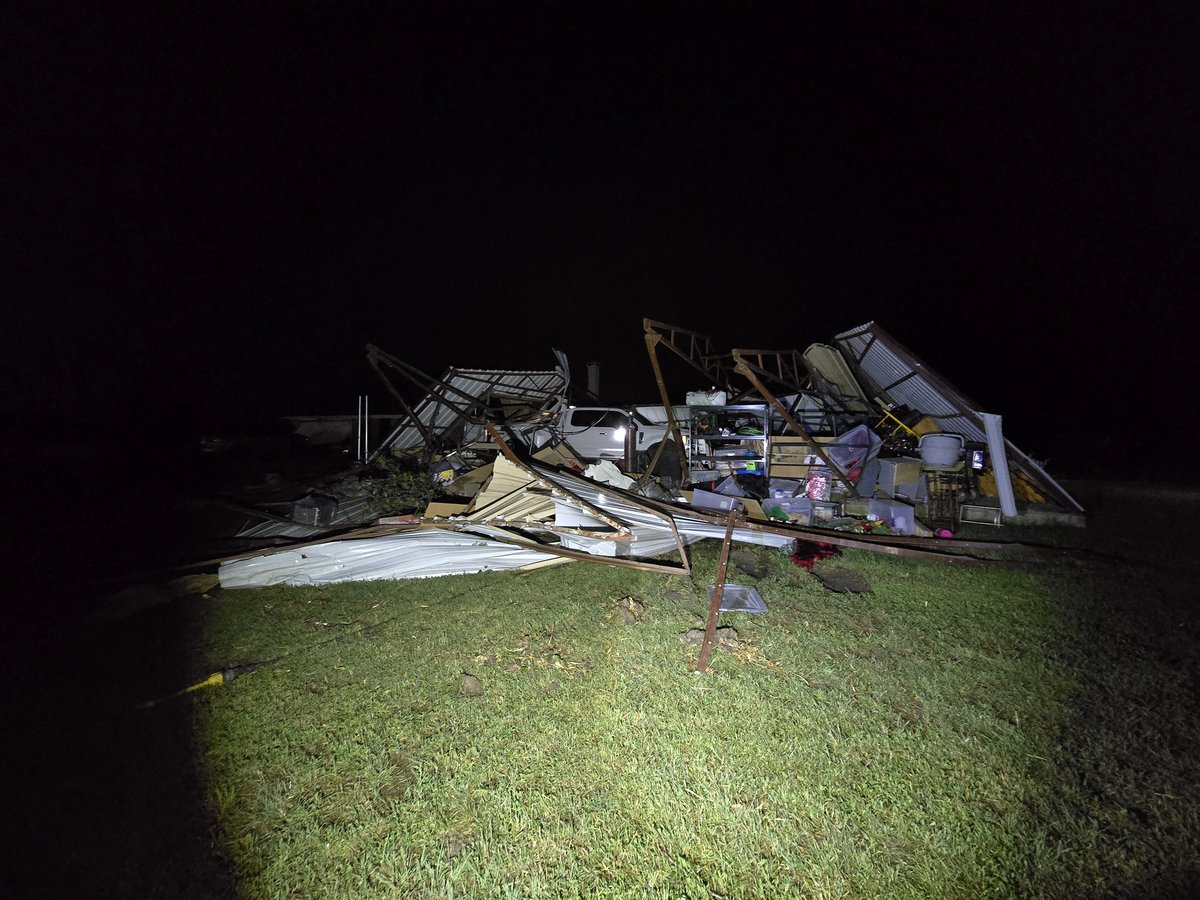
[
  {"xmin": 768, "ymin": 478, "xmax": 802, "ymax": 498},
  {"xmin": 918, "ymin": 433, "xmax": 964, "ymax": 468},
  {"xmin": 690, "ymin": 489, "xmax": 744, "ymax": 513},
  {"xmin": 686, "ymin": 390, "xmax": 728, "ymax": 406},
  {"xmin": 826, "ymin": 424, "xmax": 883, "ymax": 472},
  {"xmin": 765, "ymin": 496, "xmax": 813, "ymax": 523},
  {"xmin": 708, "ymin": 583, "xmax": 768, "ymax": 613},
  {"xmin": 805, "ymin": 469, "xmax": 832, "ymax": 501},
  {"xmin": 868, "ymin": 497, "xmax": 917, "ymax": 535}
]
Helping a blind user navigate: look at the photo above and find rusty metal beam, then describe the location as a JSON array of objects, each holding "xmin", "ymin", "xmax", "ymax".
[
  {"xmin": 642, "ymin": 318, "xmax": 738, "ymax": 393},
  {"xmin": 732, "ymin": 351, "xmax": 860, "ymax": 499},
  {"xmin": 365, "ymin": 346, "xmax": 431, "ymax": 449},
  {"xmin": 643, "ymin": 332, "xmax": 690, "ymax": 482},
  {"xmin": 727, "ymin": 348, "xmax": 810, "ymax": 394},
  {"xmin": 695, "ymin": 508, "xmax": 739, "ymax": 673},
  {"xmin": 626, "ymin": 489, "xmax": 1013, "ymax": 564}
]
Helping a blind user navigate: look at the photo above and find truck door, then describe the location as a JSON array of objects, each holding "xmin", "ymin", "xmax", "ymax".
[{"xmin": 564, "ymin": 409, "xmax": 631, "ymax": 460}]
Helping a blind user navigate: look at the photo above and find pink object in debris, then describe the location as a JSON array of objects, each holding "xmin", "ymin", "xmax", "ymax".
[
  {"xmin": 805, "ymin": 470, "xmax": 831, "ymax": 501},
  {"xmin": 937, "ymin": 528, "xmax": 954, "ymax": 538}
]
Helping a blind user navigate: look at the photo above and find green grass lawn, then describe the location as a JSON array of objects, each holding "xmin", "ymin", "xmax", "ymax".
[{"xmin": 193, "ymin": 481, "xmax": 1200, "ymax": 898}]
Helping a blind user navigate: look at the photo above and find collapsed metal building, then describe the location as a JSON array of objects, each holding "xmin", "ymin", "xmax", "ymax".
[{"xmin": 217, "ymin": 319, "xmax": 1074, "ymax": 590}]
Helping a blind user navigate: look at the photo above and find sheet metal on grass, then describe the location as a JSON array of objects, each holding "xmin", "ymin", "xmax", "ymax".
[
  {"xmin": 217, "ymin": 424, "xmax": 1031, "ymax": 588},
  {"xmin": 218, "ymin": 448, "xmax": 697, "ymax": 588},
  {"xmin": 218, "ymin": 526, "xmax": 567, "ymax": 588}
]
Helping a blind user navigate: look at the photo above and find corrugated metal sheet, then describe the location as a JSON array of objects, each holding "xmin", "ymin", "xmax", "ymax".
[
  {"xmin": 219, "ymin": 527, "xmax": 567, "ymax": 588},
  {"xmin": 835, "ymin": 322, "xmax": 1082, "ymax": 512},
  {"xmin": 467, "ymin": 488, "xmax": 555, "ymax": 524},
  {"xmin": 379, "ymin": 367, "xmax": 567, "ymax": 453},
  {"xmin": 835, "ymin": 322, "xmax": 980, "ymax": 433},
  {"xmin": 220, "ymin": 453, "xmax": 799, "ymax": 589},
  {"xmin": 234, "ymin": 495, "xmax": 375, "ymax": 539},
  {"xmin": 532, "ymin": 462, "xmax": 794, "ymax": 550},
  {"xmin": 234, "ymin": 520, "xmax": 330, "ymax": 540}
]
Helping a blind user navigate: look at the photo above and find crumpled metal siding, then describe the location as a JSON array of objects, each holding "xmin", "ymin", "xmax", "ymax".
[
  {"xmin": 835, "ymin": 322, "xmax": 987, "ymax": 443},
  {"xmin": 234, "ymin": 495, "xmax": 376, "ymax": 539},
  {"xmin": 835, "ymin": 322, "xmax": 1082, "ymax": 512},
  {"xmin": 219, "ymin": 453, "xmax": 801, "ymax": 589},
  {"xmin": 382, "ymin": 368, "xmax": 567, "ymax": 453},
  {"xmin": 218, "ymin": 527, "xmax": 566, "ymax": 588},
  {"xmin": 532, "ymin": 462, "xmax": 795, "ymax": 550}
]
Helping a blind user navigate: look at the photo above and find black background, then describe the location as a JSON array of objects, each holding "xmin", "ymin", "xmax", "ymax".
[{"xmin": 8, "ymin": 3, "xmax": 1197, "ymax": 468}]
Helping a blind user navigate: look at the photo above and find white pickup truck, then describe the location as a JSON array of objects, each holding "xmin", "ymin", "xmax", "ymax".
[{"xmin": 528, "ymin": 406, "xmax": 683, "ymax": 474}]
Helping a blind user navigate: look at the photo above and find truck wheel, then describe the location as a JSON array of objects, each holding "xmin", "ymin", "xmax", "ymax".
[{"xmin": 644, "ymin": 440, "xmax": 680, "ymax": 478}]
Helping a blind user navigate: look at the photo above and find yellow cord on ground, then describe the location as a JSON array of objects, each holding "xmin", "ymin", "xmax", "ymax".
[{"xmin": 184, "ymin": 671, "xmax": 226, "ymax": 693}]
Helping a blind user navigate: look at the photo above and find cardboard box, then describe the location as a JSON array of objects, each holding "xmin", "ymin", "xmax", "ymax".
[
  {"xmin": 422, "ymin": 501, "xmax": 469, "ymax": 518},
  {"xmin": 877, "ymin": 457, "xmax": 923, "ymax": 488},
  {"xmin": 769, "ymin": 435, "xmax": 834, "ymax": 465},
  {"xmin": 768, "ymin": 463, "xmax": 816, "ymax": 478},
  {"xmin": 877, "ymin": 457, "xmax": 925, "ymax": 497}
]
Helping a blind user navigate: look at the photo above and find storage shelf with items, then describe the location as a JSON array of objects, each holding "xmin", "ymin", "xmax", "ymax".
[{"xmin": 688, "ymin": 405, "xmax": 770, "ymax": 478}]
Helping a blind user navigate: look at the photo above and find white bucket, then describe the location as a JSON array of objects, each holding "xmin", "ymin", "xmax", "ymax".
[{"xmin": 918, "ymin": 433, "xmax": 964, "ymax": 467}]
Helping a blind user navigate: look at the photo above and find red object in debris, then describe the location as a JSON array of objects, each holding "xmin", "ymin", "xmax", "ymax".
[
  {"xmin": 791, "ymin": 541, "xmax": 839, "ymax": 571},
  {"xmin": 805, "ymin": 470, "xmax": 831, "ymax": 500}
]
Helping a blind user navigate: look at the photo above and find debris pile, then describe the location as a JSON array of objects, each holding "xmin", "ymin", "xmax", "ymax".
[{"xmin": 215, "ymin": 320, "xmax": 1078, "ymax": 589}]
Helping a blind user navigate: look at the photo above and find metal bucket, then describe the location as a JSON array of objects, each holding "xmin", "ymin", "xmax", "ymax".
[{"xmin": 918, "ymin": 433, "xmax": 964, "ymax": 468}]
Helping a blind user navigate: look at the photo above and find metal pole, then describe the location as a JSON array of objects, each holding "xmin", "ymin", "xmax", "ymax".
[
  {"xmin": 644, "ymin": 332, "xmax": 690, "ymax": 482},
  {"xmin": 357, "ymin": 395, "xmax": 363, "ymax": 462},
  {"xmin": 733, "ymin": 356, "xmax": 859, "ymax": 499},
  {"xmin": 695, "ymin": 508, "xmax": 739, "ymax": 673}
]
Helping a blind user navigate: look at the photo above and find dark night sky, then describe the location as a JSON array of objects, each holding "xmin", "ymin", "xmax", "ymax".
[{"xmin": 8, "ymin": 4, "xmax": 1197, "ymax": 461}]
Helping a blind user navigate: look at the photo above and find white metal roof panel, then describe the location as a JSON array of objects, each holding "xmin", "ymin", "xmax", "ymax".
[
  {"xmin": 380, "ymin": 367, "xmax": 567, "ymax": 453},
  {"xmin": 218, "ymin": 527, "xmax": 565, "ymax": 588}
]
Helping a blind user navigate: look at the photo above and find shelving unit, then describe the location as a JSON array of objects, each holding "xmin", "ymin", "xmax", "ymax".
[{"xmin": 688, "ymin": 405, "xmax": 771, "ymax": 477}]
